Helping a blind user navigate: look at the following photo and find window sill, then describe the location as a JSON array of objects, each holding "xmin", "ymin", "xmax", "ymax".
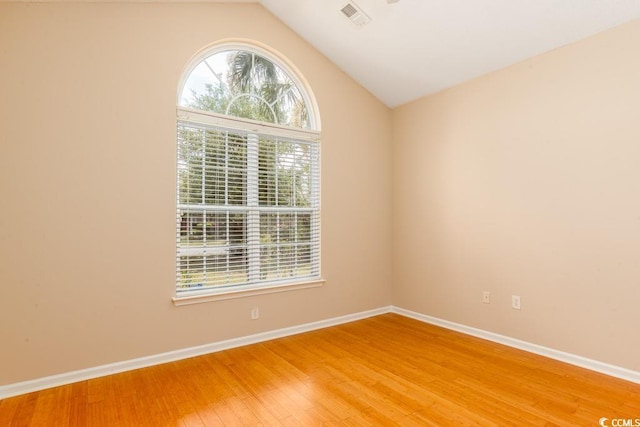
[{"xmin": 172, "ymin": 279, "xmax": 325, "ymax": 306}]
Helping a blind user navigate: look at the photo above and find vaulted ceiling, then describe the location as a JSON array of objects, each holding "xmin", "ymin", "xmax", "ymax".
[
  {"xmin": 26, "ymin": 0, "xmax": 640, "ymax": 107},
  {"xmin": 258, "ymin": 0, "xmax": 640, "ymax": 107}
]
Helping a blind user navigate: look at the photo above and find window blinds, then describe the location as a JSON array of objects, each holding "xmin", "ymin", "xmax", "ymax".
[{"xmin": 176, "ymin": 109, "xmax": 320, "ymax": 295}]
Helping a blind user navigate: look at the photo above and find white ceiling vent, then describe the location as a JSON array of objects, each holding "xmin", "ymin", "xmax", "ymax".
[{"xmin": 341, "ymin": 1, "xmax": 371, "ymax": 28}]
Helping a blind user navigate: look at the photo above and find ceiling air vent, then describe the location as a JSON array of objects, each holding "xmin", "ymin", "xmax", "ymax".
[{"xmin": 341, "ymin": 1, "xmax": 371, "ymax": 28}]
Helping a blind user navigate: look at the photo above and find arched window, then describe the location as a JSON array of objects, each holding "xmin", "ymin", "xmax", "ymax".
[{"xmin": 175, "ymin": 43, "xmax": 321, "ymax": 300}]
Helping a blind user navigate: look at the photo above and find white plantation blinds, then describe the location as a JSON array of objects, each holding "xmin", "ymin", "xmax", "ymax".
[{"xmin": 176, "ymin": 109, "xmax": 320, "ymax": 294}]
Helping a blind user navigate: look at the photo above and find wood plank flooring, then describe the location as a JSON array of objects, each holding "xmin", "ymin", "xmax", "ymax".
[{"xmin": 1, "ymin": 313, "xmax": 639, "ymax": 426}]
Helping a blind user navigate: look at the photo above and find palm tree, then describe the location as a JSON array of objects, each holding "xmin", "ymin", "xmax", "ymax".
[
  {"xmin": 227, "ymin": 51, "xmax": 308, "ymax": 128},
  {"xmin": 184, "ymin": 49, "xmax": 309, "ymax": 128}
]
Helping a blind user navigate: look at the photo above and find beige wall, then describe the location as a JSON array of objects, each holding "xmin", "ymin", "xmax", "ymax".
[
  {"xmin": 0, "ymin": 2, "xmax": 393, "ymax": 385},
  {"xmin": 393, "ymin": 20, "xmax": 640, "ymax": 371},
  {"xmin": 2, "ymin": 1, "xmax": 638, "ymax": 388}
]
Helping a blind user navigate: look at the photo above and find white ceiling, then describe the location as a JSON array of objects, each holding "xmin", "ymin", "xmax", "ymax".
[{"xmin": 260, "ymin": 0, "xmax": 640, "ymax": 107}]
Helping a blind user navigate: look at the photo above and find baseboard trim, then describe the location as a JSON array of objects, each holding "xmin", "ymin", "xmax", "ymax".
[
  {"xmin": 3, "ymin": 305, "xmax": 639, "ymax": 399},
  {"xmin": 391, "ymin": 306, "xmax": 640, "ymax": 385},
  {"xmin": 0, "ymin": 306, "xmax": 392, "ymax": 400}
]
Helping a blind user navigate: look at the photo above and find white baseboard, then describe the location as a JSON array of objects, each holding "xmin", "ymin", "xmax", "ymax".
[
  {"xmin": 0, "ymin": 306, "xmax": 391, "ymax": 400},
  {"xmin": 3, "ymin": 304, "xmax": 638, "ymax": 400},
  {"xmin": 391, "ymin": 306, "xmax": 640, "ymax": 385}
]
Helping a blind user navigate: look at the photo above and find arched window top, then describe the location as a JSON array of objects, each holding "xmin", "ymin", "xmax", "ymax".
[{"xmin": 179, "ymin": 43, "xmax": 318, "ymax": 130}]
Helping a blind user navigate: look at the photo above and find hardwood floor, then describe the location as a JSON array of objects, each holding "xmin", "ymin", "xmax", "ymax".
[{"xmin": 1, "ymin": 313, "xmax": 639, "ymax": 426}]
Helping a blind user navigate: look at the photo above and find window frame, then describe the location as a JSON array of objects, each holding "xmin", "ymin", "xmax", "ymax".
[{"xmin": 173, "ymin": 43, "xmax": 323, "ymax": 306}]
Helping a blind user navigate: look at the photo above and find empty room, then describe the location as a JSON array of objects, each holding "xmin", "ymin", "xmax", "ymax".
[{"xmin": 1, "ymin": 0, "xmax": 639, "ymax": 425}]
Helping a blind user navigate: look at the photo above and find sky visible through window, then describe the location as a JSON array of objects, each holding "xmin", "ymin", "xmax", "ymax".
[{"xmin": 180, "ymin": 52, "xmax": 231, "ymax": 107}]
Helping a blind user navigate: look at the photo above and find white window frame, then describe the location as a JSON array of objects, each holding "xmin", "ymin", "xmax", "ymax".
[{"xmin": 173, "ymin": 44, "xmax": 323, "ymax": 305}]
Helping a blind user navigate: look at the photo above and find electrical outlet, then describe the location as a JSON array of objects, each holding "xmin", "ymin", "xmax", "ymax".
[
  {"xmin": 251, "ymin": 307, "xmax": 259, "ymax": 320},
  {"xmin": 512, "ymin": 295, "xmax": 521, "ymax": 310},
  {"xmin": 482, "ymin": 291, "xmax": 490, "ymax": 304}
]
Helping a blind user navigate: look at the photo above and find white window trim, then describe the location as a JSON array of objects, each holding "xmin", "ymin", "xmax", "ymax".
[
  {"xmin": 172, "ymin": 278, "xmax": 325, "ymax": 306},
  {"xmin": 177, "ymin": 108, "xmax": 320, "ymax": 142},
  {"xmin": 175, "ymin": 43, "xmax": 322, "ymax": 305}
]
